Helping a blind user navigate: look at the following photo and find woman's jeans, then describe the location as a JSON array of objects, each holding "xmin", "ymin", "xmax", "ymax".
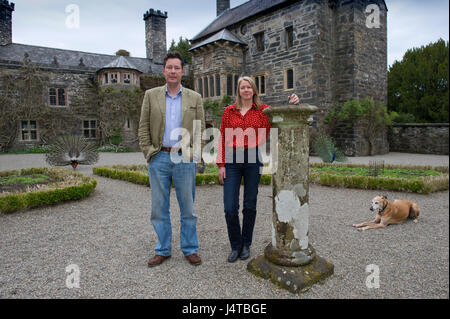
[
  {"xmin": 148, "ymin": 151, "xmax": 198, "ymax": 257},
  {"xmin": 223, "ymin": 148, "xmax": 262, "ymax": 251}
]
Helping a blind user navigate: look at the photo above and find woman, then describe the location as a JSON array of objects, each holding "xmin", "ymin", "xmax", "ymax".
[{"xmin": 217, "ymin": 76, "xmax": 299, "ymax": 262}]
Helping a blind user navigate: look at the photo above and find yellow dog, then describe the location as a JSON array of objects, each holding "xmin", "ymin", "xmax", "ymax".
[{"xmin": 352, "ymin": 195, "xmax": 420, "ymax": 231}]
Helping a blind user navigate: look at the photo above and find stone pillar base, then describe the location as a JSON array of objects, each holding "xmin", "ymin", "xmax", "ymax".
[{"xmin": 247, "ymin": 254, "xmax": 334, "ymax": 294}]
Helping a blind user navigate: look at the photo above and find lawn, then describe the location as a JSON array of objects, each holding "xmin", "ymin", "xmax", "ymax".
[
  {"xmin": 0, "ymin": 173, "xmax": 51, "ymax": 193},
  {"xmin": 310, "ymin": 166, "xmax": 443, "ymax": 179}
]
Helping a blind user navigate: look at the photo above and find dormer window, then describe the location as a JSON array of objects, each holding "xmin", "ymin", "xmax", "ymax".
[
  {"xmin": 110, "ymin": 73, "xmax": 118, "ymax": 83},
  {"xmin": 124, "ymin": 73, "xmax": 131, "ymax": 84}
]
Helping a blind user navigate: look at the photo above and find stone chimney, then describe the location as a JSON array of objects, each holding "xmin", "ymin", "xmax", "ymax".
[
  {"xmin": 143, "ymin": 9, "xmax": 168, "ymax": 65},
  {"xmin": 217, "ymin": 0, "xmax": 230, "ymax": 16},
  {"xmin": 0, "ymin": 0, "xmax": 15, "ymax": 46}
]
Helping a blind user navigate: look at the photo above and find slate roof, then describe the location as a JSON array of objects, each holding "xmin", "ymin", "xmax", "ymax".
[
  {"xmin": 97, "ymin": 55, "xmax": 142, "ymax": 73},
  {"xmin": 189, "ymin": 29, "xmax": 247, "ymax": 51},
  {"xmin": 191, "ymin": 0, "xmax": 292, "ymax": 42},
  {"xmin": 191, "ymin": 0, "xmax": 388, "ymax": 42},
  {"xmin": 0, "ymin": 43, "xmax": 160, "ymax": 74}
]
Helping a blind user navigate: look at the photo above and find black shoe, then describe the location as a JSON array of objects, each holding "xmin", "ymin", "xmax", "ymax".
[
  {"xmin": 240, "ymin": 246, "xmax": 250, "ymax": 260},
  {"xmin": 227, "ymin": 250, "xmax": 240, "ymax": 263}
]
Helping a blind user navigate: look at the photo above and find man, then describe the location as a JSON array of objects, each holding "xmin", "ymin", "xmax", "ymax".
[{"xmin": 138, "ymin": 51, "xmax": 205, "ymax": 267}]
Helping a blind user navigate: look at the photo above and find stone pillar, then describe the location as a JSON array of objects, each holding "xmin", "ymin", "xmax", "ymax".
[{"xmin": 247, "ymin": 104, "xmax": 334, "ymax": 293}]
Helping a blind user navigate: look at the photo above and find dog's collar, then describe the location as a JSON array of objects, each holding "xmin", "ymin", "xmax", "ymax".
[{"xmin": 378, "ymin": 202, "xmax": 388, "ymax": 215}]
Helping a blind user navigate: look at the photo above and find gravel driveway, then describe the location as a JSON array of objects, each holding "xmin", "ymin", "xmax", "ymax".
[{"xmin": 0, "ymin": 152, "xmax": 448, "ymax": 299}]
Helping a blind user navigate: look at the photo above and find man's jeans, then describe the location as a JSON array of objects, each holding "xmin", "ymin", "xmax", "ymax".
[
  {"xmin": 148, "ymin": 151, "xmax": 198, "ymax": 256},
  {"xmin": 223, "ymin": 148, "xmax": 262, "ymax": 251}
]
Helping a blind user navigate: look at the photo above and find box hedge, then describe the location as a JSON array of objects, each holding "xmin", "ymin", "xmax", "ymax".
[
  {"xmin": 0, "ymin": 167, "xmax": 97, "ymax": 214},
  {"xmin": 93, "ymin": 163, "xmax": 448, "ymax": 194}
]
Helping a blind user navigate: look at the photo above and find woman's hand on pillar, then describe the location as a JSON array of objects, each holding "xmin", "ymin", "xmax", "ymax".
[
  {"xmin": 288, "ymin": 93, "xmax": 300, "ymax": 104},
  {"xmin": 218, "ymin": 167, "xmax": 226, "ymax": 184}
]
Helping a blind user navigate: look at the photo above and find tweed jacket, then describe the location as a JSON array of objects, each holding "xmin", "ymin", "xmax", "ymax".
[{"xmin": 138, "ymin": 85, "xmax": 205, "ymax": 163}]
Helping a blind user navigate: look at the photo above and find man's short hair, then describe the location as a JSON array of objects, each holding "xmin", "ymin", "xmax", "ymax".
[{"xmin": 164, "ymin": 51, "xmax": 185, "ymax": 68}]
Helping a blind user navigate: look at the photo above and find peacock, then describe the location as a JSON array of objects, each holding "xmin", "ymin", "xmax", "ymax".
[
  {"xmin": 312, "ymin": 132, "xmax": 347, "ymax": 163},
  {"xmin": 45, "ymin": 135, "xmax": 99, "ymax": 169}
]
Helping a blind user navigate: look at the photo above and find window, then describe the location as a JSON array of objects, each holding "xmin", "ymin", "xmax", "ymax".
[
  {"xmin": 48, "ymin": 88, "xmax": 67, "ymax": 106},
  {"xmin": 240, "ymin": 24, "xmax": 247, "ymax": 35},
  {"xmin": 285, "ymin": 69, "xmax": 294, "ymax": 90},
  {"xmin": 234, "ymin": 75, "xmax": 239, "ymax": 96},
  {"xmin": 209, "ymin": 76, "xmax": 215, "ymax": 97},
  {"xmin": 198, "ymin": 78, "xmax": 203, "ymax": 97},
  {"xmin": 109, "ymin": 73, "xmax": 118, "ymax": 83},
  {"xmin": 254, "ymin": 32, "xmax": 264, "ymax": 52},
  {"xmin": 203, "ymin": 77, "xmax": 209, "ymax": 98},
  {"xmin": 254, "ymin": 74, "xmax": 266, "ymax": 95},
  {"xmin": 285, "ymin": 26, "xmax": 294, "ymax": 48},
  {"xmin": 83, "ymin": 120, "xmax": 97, "ymax": 138},
  {"xmin": 21, "ymin": 120, "xmax": 38, "ymax": 141},
  {"xmin": 104, "ymin": 73, "xmax": 108, "ymax": 84},
  {"xmin": 226, "ymin": 74, "xmax": 240, "ymax": 96},
  {"xmin": 227, "ymin": 75, "xmax": 233, "ymax": 96},
  {"xmin": 215, "ymin": 74, "xmax": 221, "ymax": 97},
  {"xmin": 123, "ymin": 73, "xmax": 131, "ymax": 84}
]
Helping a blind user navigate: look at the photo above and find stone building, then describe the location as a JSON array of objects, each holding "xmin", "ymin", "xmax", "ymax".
[
  {"xmin": 1, "ymin": 0, "xmax": 389, "ymax": 155},
  {"xmin": 190, "ymin": 0, "xmax": 388, "ymax": 155},
  {"xmin": 0, "ymin": 1, "xmax": 168, "ymax": 151}
]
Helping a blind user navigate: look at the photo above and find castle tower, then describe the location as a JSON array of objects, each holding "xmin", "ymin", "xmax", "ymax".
[
  {"xmin": 143, "ymin": 9, "xmax": 167, "ymax": 65},
  {"xmin": 217, "ymin": 0, "xmax": 230, "ymax": 16},
  {"xmin": 0, "ymin": 0, "xmax": 14, "ymax": 46}
]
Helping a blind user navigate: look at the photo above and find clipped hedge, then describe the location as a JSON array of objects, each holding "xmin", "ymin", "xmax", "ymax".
[
  {"xmin": 0, "ymin": 167, "xmax": 97, "ymax": 214},
  {"xmin": 93, "ymin": 163, "xmax": 448, "ymax": 194},
  {"xmin": 93, "ymin": 166, "xmax": 149, "ymax": 186},
  {"xmin": 93, "ymin": 165, "xmax": 273, "ymax": 186},
  {"xmin": 309, "ymin": 163, "xmax": 449, "ymax": 194}
]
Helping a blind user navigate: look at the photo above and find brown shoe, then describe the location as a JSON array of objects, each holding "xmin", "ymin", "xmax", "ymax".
[
  {"xmin": 185, "ymin": 253, "xmax": 202, "ymax": 266},
  {"xmin": 147, "ymin": 254, "xmax": 171, "ymax": 267}
]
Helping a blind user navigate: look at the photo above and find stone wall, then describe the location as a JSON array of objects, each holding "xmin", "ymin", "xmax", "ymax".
[
  {"xmin": 0, "ymin": 64, "xmax": 98, "ymax": 150},
  {"xmin": 388, "ymin": 123, "xmax": 449, "ymax": 155},
  {"xmin": 191, "ymin": 0, "xmax": 388, "ymax": 156}
]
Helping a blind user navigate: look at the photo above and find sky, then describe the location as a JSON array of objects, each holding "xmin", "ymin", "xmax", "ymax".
[{"xmin": 9, "ymin": 0, "xmax": 450, "ymax": 67}]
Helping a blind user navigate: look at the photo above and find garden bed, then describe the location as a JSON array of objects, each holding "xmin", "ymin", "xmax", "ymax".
[
  {"xmin": 0, "ymin": 167, "xmax": 97, "ymax": 214},
  {"xmin": 93, "ymin": 163, "xmax": 448, "ymax": 194}
]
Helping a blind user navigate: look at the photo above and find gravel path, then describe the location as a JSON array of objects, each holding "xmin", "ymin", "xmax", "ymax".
[{"xmin": 0, "ymin": 152, "xmax": 448, "ymax": 299}]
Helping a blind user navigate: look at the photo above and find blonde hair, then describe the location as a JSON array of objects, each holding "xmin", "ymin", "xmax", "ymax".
[{"xmin": 235, "ymin": 76, "xmax": 263, "ymax": 110}]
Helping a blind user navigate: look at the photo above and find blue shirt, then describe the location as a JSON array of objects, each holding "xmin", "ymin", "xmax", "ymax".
[{"xmin": 162, "ymin": 85, "xmax": 183, "ymax": 147}]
